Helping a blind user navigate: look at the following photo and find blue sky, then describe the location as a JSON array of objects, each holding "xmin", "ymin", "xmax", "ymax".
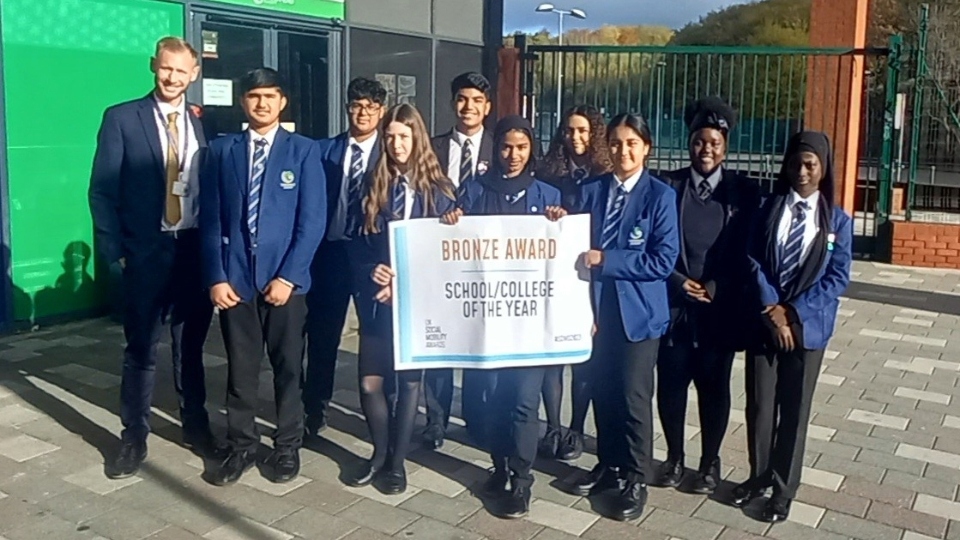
[{"xmin": 504, "ymin": 0, "xmax": 754, "ymax": 33}]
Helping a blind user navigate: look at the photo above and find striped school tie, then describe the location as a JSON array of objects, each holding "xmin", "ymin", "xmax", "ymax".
[
  {"xmin": 248, "ymin": 138, "xmax": 268, "ymax": 238},
  {"xmin": 601, "ymin": 185, "xmax": 627, "ymax": 250},
  {"xmin": 572, "ymin": 168, "xmax": 588, "ymax": 185},
  {"xmin": 460, "ymin": 139, "xmax": 474, "ymax": 186},
  {"xmin": 346, "ymin": 143, "xmax": 364, "ymax": 210},
  {"xmin": 392, "ymin": 176, "xmax": 407, "ymax": 219},
  {"xmin": 779, "ymin": 201, "xmax": 810, "ymax": 288},
  {"xmin": 698, "ymin": 179, "xmax": 713, "ymax": 200}
]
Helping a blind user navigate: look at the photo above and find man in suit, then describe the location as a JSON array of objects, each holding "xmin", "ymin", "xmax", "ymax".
[
  {"xmin": 200, "ymin": 68, "xmax": 326, "ymax": 486},
  {"xmin": 424, "ymin": 72, "xmax": 496, "ymax": 450},
  {"xmin": 303, "ymin": 77, "xmax": 386, "ymax": 437},
  {"xmin": 89, "ymin": 37, "xmax": 219, "ymax": 479}
]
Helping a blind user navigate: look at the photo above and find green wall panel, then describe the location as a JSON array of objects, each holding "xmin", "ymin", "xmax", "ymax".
[
  {"xmin": 206, "ymin": 0, "xmax": 344, "ymax": 19},
  {"xmin": 1, "ymin": 0, "xmax": 184, "ymax": 321}
]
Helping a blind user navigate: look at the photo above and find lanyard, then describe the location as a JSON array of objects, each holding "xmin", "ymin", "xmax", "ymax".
[{"xmin": 155, "ymin": 104, "xmax": 191, "ymax": 173}]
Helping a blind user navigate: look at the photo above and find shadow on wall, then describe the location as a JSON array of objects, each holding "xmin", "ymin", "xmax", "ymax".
[
  {"xmin": 2, "ymin": 244, "xmax": 33, "ymax": 327},
  {"xmin": 29, "ymin": 240, "xmax": 113, "ymax": 324}
]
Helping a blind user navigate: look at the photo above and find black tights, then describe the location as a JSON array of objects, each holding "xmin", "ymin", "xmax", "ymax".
[
  {"xmin": 359, "ymin": 370, "xmax": 422, "ymax": 470},
  {"xmin": 541, "ymin": 364, "xmax": 591, "ymax": 434}
]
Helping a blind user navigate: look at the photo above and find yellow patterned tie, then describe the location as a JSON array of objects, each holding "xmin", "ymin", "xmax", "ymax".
[{"xmin": 165, "ymin": 111, "xmax": 182, "ymax": 226}]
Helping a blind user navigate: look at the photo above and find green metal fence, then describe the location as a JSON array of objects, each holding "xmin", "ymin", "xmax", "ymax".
[{"xmin": 517, "ymin": 38, "xmax": 895, "ymax": 254}]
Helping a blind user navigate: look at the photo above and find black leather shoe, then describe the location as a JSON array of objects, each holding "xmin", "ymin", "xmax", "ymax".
[
  {"xmin": 422, "ymin": 423, "xmax": 445, "ymax": 450},
  {"xmin": 212, "ymin": 449, "xmax": 256, "ymax": 486},
  {"xmin": 304, "ymin": 414, "xmax": 328, "ymax": 438},
  {"xmin": 761, "ymin": 498, "xmax": 791, "ymax": 523},
  {"xmin": 380, "ymin": 466, "xmax": 407, "ymax": 495},
  {"xmin": 347, "ymin": 460, "xmax": 380, "ymax": 487},
  {"xmin": 612, "ymin": 481, "xmax": 648, "ymax": 521},
  {"xmin": 558, "ymin": 430, "xmax": 584, "ymax": 461},
  {"xmin": 569, "ymin": 465, "xmax": 619, "ymax": 496},
  {"xmin": 269, "ymin": 448, "xmax": 300, "ymax": 483},
  {"xmin": 656, "ymin": 458, "xmax": 684, "ymax": 488},
  {"xmin": 499, "ymin": 486, "xmax": 531, "ymax": 519},
  {"xmin": 690, "ymin": 459, "xmax": 720, "ymax": 495},
  {"xmin": 731, "ymin": 481, "xmax": 766, "ymax": 508},
  {"xmin": 482, "ymin": 467, "xmax": 510, "ymax": 497},
  {"xmin": 538, "ymin": 428, "xmax": 561, "ymax": 459},
  {"xmin": 106, "ymin": 440, "xmax": 147, "ymax": 479}
]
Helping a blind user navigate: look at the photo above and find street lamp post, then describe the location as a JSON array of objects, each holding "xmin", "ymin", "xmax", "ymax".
[{"xmin": 536, "ymin": 3, "xmax": 586, "ymax": 126}]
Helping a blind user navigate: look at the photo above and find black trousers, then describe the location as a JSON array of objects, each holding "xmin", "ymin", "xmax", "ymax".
[
  {"xmin": 304, "ymin": 240, "xmax": 355, "ymax": 419},
  {"xmin": 423, "ymin": 369, "xmax": 454, "ymax": 430},
  {"xmin": 745, "ymin": 346, "xmax": 825, "ymax": 500},
  {"xmin": 489, "ymin": 367, "xmax": 546, "ymax": 489},
  {"xmin": 592, "ymin": 319, "xmax": 659, "ymax": 483},
  {"xmin": 220, "ymin": 294, "xmax": 308, "ymax": 452},
  {"xmin": 656, "ymin": 340, "xmax": 735, "ymax": 470},
  {"xmin": 120, "ymin": 230, "xmax": 213, "ymax": 444},
  {"xmin": 423, "ymin": 368, "xmax": 496, "ymax": 439}
]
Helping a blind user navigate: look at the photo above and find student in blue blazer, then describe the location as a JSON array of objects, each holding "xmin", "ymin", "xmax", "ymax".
[
  {"xmin": 346, "ymin": 103, "xmax": 457, "ymax": 495},
  {"xmin": 569, "ymin": 113, "xmax": 680, "ymax": 522},
  {"xmin": 199, "ymin": 68, "xmax": 326, "ymax": 486},
  {"xmin": 303, "ymin": 77, "xmax": 386, "ymax": 437},
  {"xmin": 442, "ymin": 115, "xmax": 566, "ymax": 519},
  {"xmin": 731, "ymin": 131, "xmax": 852, "ymax": 523}
]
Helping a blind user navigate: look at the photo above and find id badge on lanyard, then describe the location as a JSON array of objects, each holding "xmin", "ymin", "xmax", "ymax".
[{"xmin": 157, "ymin": 105, "xmax": 191, "ymax": 197}]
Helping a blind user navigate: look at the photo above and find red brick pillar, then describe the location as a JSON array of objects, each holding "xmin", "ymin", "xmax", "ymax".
[
  {"xmin": 806, "ymin": 0, "xmax": 870, "ymax": 214},
  {"xmin": 497, "ymin": 48, "xmax": 521, "ymax": 118}
]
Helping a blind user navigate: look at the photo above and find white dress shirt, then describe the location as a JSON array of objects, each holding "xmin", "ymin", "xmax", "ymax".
[
  {"xmin": 447, "ymin": 128, "xmax": 485, "ymax": 187},
  {"xmin": 327, "ymin": 133, "xmax": 379, "ymax": 242},
  {"xmin": 606, "ymin": 168, "xmax": 644, "ymax": 215},
  {"xmin": 247, "ymin": 124, "xmax": 281, "ymax": 180},
  {"xmin": 154, "ymin": 96, "xmax": 200, "ymax": 231},
  {"xmin": 776, "ymin": 189, "xmax": 821, "ymax": 265}
]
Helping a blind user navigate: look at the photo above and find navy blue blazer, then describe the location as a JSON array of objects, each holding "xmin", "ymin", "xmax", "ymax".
[
  {"xmin": 459, "ymin": 177, "xmax": 562, "ymax": 215},
  {"xmin": 199, "ymin": 128, "xmax": 327, "ymax": 300},
  {"xmin": 89, "ymin": 94, "xmax": 206, "ymax": 265},
  {"xmin": 348, "ymin": 182, "xmax": 457, "ymax": 336},
  {"xmin": 578, "ymin": 171, "xmax": 680, "ymax": 342},
  {"xmin": 318, "ymin": 132, "xmax": 381, "ymax": 234},
  {"xmin": 749, "ymin": 201, "xmax": 852, "ymax": 350}
]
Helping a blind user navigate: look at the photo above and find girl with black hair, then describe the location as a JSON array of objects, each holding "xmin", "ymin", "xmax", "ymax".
[
  {"xmin": 442, "ymin": 115, "xmax": 566, "ymax": 519},
  {"xmin": 731, "ymin": 131, "xmax": 852, "ymax": 523},
  {"xmin": 569, "ymin": 113, "xmax": 680, "ymax": 521},
  {"xmin": 536, "ymin": 105, "xmax": 613, "ymax": 462},
  {"xmin": 654, "ymin": 97, "xmax": 760, "ymax": 494},
  {"xmin": 346, "ymin": 104, "xmax": 456, "ymax": 495}
]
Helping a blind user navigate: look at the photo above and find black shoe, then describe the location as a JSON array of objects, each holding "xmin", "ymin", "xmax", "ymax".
[
  {"xmin": 499, "ymin": 485, "xmax": 531, "ymax": 519},
  {"xmin": 347, "ymin": 460, "xmax": 380, "ymax": 487},
  {"xmin": 558, "ymin": 430, "xmax": 584, "ymax": 461},
  {"xmin": 612, "ymin": 481, "xmax": 648, "ymax": 521},
  {"xmin": 304, "ymin": 414, "xmax": 328, "ymax": 438},
  {"xmin": 690, "ymin": 459, "xmax": 721, "ymax": 495},
  {"xmin": 569, "ymin": 464, "xmax": 619, "ymax": 496},
  {"xmin": 656, "ymin": 458, "xmax": 684, "ymax": 488},
  {"xmin": 212, "ymin": 449, "xmax": 256, "ymax": 486},
  {"xmin": 183, "ymin": 430, "xmax": 229, "ymax": 460},
  {"xmin": 422, "ymin": 423, "xmax": 445, "ymax": 450},
  {"xmin": 731, "ymin": 481, "xmax": 766, "ymax": 508},
  {"xmin": 538, "ymin": 428, "xmax": 561, "ymax": 459},
  {"xmin": 482, "ymin": 467, "xmax": 510, "ymax": 497},
  {"xmin": 380, "ymin": 466, "xmax": 407, "ymax": 495},
  {"xmin": 106, "ymin": 440, "xmax": 147, "ymax": 479},
  {"xmin": 761, "ymin": 498, "xmax": 791, "ymax": 523},
  {"xmin": 268, "ymin": 448, "xmax": 300, "ymax": 483}
]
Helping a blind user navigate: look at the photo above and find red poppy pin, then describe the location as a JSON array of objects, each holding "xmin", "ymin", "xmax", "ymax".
[{"xmin": 190, "ymin": 104, "xmax": 203, "ymax": 118}]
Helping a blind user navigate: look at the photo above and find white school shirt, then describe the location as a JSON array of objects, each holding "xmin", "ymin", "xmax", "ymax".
[
  {"xmin": 447, "ymin": 128, "xmax": 485, "ymax": 187},
  {"xmin": 776, "ymin": 189, "xmax": 821, "ymax": 265}
]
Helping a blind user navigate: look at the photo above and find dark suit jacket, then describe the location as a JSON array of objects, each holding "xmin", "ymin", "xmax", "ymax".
[
  {"xmin": 89, "ymin": 94, "xmax": 206, "ymax": 265},
  {"xmin": 431, "ymin": 129, "xmax": 495, "ymax": 180},
  {"xmin": 199, "ymin": 129, "xmax": 326, "ymax": 300},
  {"xmin": 318, "ymin": 132, "xmax": 381, "ymax": 235},
  {"xmin": 660, "ymin": 167, "xmax": 760, "ymax": 350}
]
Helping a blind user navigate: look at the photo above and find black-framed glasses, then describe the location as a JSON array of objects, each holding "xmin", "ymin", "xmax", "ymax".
[{"xmin": 348, "ymin": 102, "xmax": 382, "ymax": 115}]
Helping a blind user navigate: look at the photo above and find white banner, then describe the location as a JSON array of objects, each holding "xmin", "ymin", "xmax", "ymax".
[{"xmin": 388, "ymin": 214, "xmax": 594, "ymax": 370}]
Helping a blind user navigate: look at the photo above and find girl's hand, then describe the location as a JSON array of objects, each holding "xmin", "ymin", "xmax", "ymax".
[
  {"xmin": 441, "ymin": 208, "xmax": 464, "ymax": 225},
  {"xmin": 582, "ymin": 250, "xmax": 603, "ymax": 269},
  {"xmin": 371, "ymin": 264, "xmax": 395, "ymax": 287},
  {"xmin": 375, "ymin": 285, "xmax": 393, "ymax": 305},
  {"xmin": 545, "ymin": 206, "xmax": 567, "ymax": 222}
]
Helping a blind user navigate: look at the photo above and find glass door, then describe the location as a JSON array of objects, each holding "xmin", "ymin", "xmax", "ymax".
[{"xmin": 278, "ymin": 31, "xmax": 330, "ymax": 139}]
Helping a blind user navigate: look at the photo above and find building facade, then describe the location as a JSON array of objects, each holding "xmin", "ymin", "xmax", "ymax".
[{"xmin": 0, "ymin": 0, "xmax": 503, "ymax": 330}]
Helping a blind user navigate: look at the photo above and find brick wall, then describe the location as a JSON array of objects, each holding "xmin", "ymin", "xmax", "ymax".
[{"xmin": 890, "ymin": 221, "xmax": 960, "ymax": 269}]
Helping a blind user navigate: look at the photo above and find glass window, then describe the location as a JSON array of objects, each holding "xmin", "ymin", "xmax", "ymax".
[{"xmin": 350, "ymin": 29, "xmax": 433, "ymax": 129}]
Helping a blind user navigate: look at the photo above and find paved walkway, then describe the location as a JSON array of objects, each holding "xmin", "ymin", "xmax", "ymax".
[{"xmin": 0, "ymin": 261, "xmax": 959, "ymax": 540}]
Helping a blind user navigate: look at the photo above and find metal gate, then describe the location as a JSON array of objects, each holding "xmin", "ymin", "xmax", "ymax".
[{"xmin": 516, "ymin": 37, "xmax": 898, "ymax": 256}]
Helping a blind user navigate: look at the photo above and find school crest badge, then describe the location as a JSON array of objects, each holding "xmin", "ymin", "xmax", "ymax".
[
  {"xmin": 281, "ymin": 170, "xmax": 296, "ymax": 190},
  {"xmin": 628, "ymin": 226, "xmax": 645, "ymax": 246}
]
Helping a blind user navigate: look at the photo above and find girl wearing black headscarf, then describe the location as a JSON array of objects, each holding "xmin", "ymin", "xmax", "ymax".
[
  {"xmin": 655, "ymin": 97, "xmax": 760, "ymax": 494},
  {"xmin": 732, "ymin": 131, "xmax": 852, "ymax": 523},
  {"xmin": 442, "ymin": 115, "xmax": 566, "ymax": 519}
]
